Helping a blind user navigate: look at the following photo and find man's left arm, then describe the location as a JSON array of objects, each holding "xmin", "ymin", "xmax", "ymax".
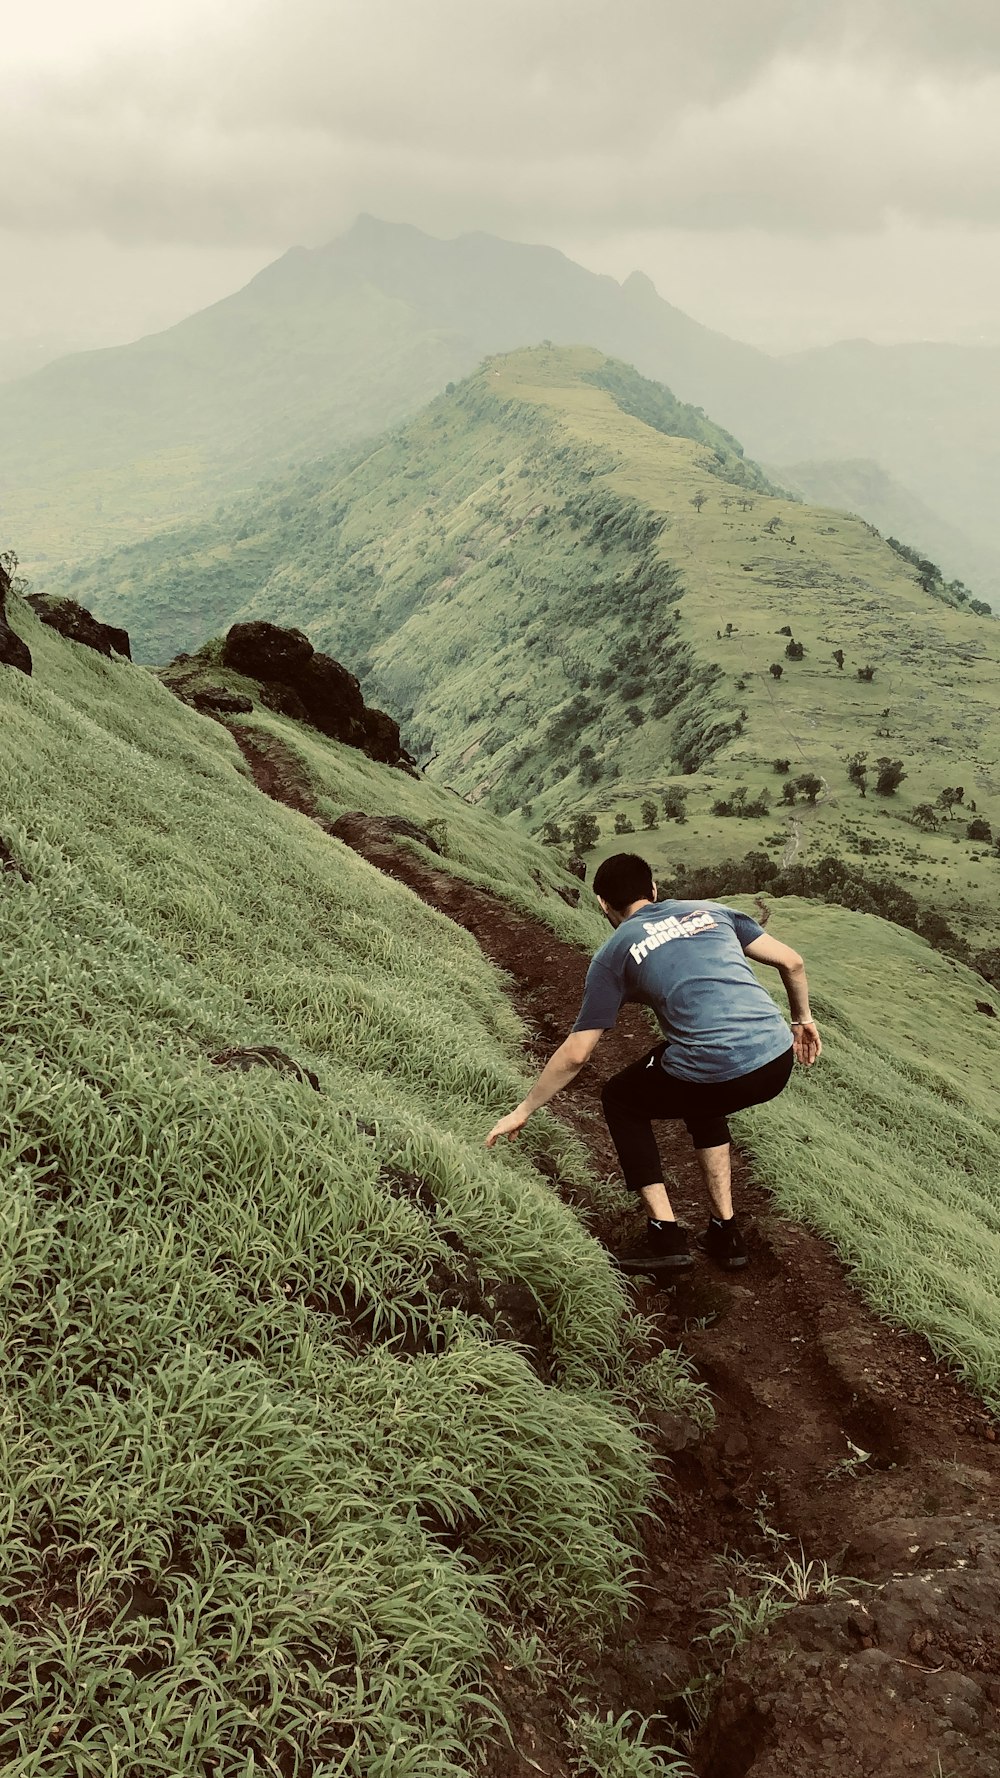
[{"xmin": 485, "ymin": 1028, "xmax": 604, "ymax": 1147}]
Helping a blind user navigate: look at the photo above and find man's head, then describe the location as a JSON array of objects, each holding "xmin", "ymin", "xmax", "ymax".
[{"xmin": 592, "ymin": 852, "xmax": 657, "ymax": 925}]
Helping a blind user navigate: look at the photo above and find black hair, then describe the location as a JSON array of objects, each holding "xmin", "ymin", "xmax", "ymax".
[{"xmin": 592, "ymin": 852, "xmax": 655, "ymax": 912}]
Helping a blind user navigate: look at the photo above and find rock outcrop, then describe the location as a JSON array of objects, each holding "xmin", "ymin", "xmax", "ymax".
[
  {"xmin": 26, "ymin": 595, "xmax": 131, "ymax": 660},
  {"xmin": 215, "ymin": 621, "xmax": 415, "ymax": 769},
  {"xmin": 0, "ymin": 560, "xmax": 32, "ymax": 675}
]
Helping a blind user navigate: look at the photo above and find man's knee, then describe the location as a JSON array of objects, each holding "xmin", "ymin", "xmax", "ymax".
[{"xmin": 687, "ymin": 1117, "xmax": 731, "ymax": 1150}]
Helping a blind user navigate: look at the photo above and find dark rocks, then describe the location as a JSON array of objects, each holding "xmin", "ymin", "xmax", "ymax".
[
  {"xmin": 329, "ymin": 811, "xmax": 442, "ymax": 855},
  {"xmin": 975, "ymin": 1000, "xmax": 996, "ymax": 1018},
  {"xmin": 191, "ymin": 686, "xmax": 254, "ymax": 715},
  {"xmin": 556, "ymin": 884, "xmax": 581, "ymax": 907},
  {"xmin": 0, "ymin": 561, "xmax": 32, "ymax": 675},
  {"xmin": 222, "ymin": 622, "xmax": 313, "ymax": 679},
  {"xmin": 27, "ymin": 594, "xmax": 131, "ymax": 660},
  {"xmin": 567, "ymin": 854, "xmax": 587, "ymax": 881},
  {"xmin": 217, "ymin": 620, "xmax": 414, "ymax": 768},
  {"xmin": 0, "ymin": 619, "xmax": 32, "ymax": 675},
  {"xmin": 362, "ymin": 705, "xmax": 406, "ymax": 765},
  {"xmin": 210, "ymin": 1045, "xmax": 321, "ymax": 1092}
]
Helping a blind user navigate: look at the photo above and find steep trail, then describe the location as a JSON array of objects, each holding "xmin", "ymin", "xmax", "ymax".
[{"xmin": 233, "ymin": 723, "xmax": 1000, "ymax": 1776}]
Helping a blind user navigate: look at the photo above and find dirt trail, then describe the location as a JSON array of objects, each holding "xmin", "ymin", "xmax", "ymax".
[{"xmin": 231, "ymin": 725, "xmax": 1000, "ymax": 1777}]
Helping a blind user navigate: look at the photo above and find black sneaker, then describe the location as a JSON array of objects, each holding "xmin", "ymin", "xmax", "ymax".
[
  {"xmin": 698, "ymin": 1216, "xmax": 749, "ymax": 1271},
  {"xmin": 615, "ymin": 1221, "xmax": 693, "ymax": 1276}
]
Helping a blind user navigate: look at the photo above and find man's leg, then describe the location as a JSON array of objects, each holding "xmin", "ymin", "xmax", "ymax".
[
  {"xmin": 601, "ymin": 1049, "xmax": 693, "ymax": 1271},
  {"xmin": 694, "ymin": 1142, "xmax": 734, "ymax": 1220},
  {"xmin": 600, "ymin": 1046, "xmax": 679, "ymax": 1202}
]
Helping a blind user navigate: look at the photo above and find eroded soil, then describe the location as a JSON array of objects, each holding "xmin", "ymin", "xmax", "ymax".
[{"xmin": 232, "ymin": 727, "xmax": 1000, "ymax": 1777}]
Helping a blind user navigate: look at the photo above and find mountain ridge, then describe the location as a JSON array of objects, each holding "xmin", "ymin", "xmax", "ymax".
[{"xmin": 4, "ymin": 214, "xmax": 997, "ymax": 595}]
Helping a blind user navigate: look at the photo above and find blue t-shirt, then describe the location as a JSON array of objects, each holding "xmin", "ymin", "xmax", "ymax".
[{"xmin": 573, "ymin": 899, "xmax": 792, "ymax": 1084}]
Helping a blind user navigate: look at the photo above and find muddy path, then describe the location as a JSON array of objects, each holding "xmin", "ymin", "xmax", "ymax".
[{"xmin": 231, "ymin": 725, "xmax": 1000, "ymax": 1776}]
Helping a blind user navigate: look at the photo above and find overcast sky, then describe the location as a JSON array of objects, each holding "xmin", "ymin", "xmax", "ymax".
[{"xmin": 5, "ymin": 0, "xmax": 1000, "ymax": 355}]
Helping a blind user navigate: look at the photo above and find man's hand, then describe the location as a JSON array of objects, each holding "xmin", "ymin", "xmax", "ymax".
[
  {"xmin": 792, "ymin": 1020, "xmax": 822, "ymax": 1066},
  {"xmin": 485, "ymin": 1106, "xmax": 530, "ymax": 1147}
]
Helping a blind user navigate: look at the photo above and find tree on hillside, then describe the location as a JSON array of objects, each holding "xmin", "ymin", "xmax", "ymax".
[
  {"xmin": 624, "ymin": 705, "xmax": 645, "ymax": 727},
  {"xmin": 846, "ymin": 752, "xmax": 868, "ymax": 797},
  {"xmin": 769, "ymin": 662, "xmax": 784, "ymax": 679},
  {"xmin": 857, "ymin": 665, "xmax": 876, "ymax": 682},
  {"xmin": 937, "ymin": 786, "xmax": 965, "ymax": 819},
  {"xmin": 832, "ymin": 649, "xmax": 845, "ymax": 670},
  {"xmin": 539, "ymin": 820, "xmax": 563, "ymax": 845},
  {"xmin": 568, "ymin": 813, "xmax": 600, "ymax": 852},
  {"xmin": 795, "ymin": 773, "xmax": 823, "ymax": 804},
  {"xmin": 764, "ymin": 516, "xmax": 782, "ymax": 535},
  {"xmin": 772, "ymin": 757, "xmax": 791, "ymax": 774},
  {"xmin": 614, "ymin": 812, "xmax": 635, "ymax": 835},
  {"xmin": 912, "ymin": 803, "xmax": 940, "ymax": 832},
  {"xmin": 967, "ymin": 817, "xmax": 992, "ymax": 842},
  {"xmin": 640, "ymin": 798, "xmax": 659, "ymax": 830},
  {"xmin": 780, "ymin": 780, "xmax": 798, "ymax": 806},
  {"xmin": 875, "ymin": 758, "xmax": 907, "ymax": 796},
  {"xmin": 662, "ymin": 787, "xmax": 688, "ymax": 822},
  {"xmin": 784, "ymin": 640, "xmax": 805, "ymax": 661},
  {"xmin": 690, "ymin": 491, "xmax": 709, "ymax": 513},
  {"xmin": 737, "ymin": 496, "xmax": 754, "ymax": 511}
]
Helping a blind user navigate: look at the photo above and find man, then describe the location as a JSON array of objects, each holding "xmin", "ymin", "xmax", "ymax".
[{"xmin": 486, "ymin": 851, "xmax": 821, "ymax": 1274}]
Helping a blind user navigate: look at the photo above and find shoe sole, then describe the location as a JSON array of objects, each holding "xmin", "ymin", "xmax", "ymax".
[
  {"xmin": 696, "ymin": 1242, "xmax": 748, "ymax": 1271},
  {"xmin": 615, "ymin": 1252, "xmax": 694, "ymax": 1275}
]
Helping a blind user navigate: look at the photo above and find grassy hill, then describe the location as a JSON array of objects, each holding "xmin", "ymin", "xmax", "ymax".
[
  {"xmin": 3, "ymin": 574, "xmax": 1000, "ymax": 1771},
  {"xmin": 0, "ymin": 591, "xmax": 680, "ymax": 1774},
  {"xmin": 62, "ymin": 345, "xmax": 1000, "ymax": 959},
  {"xmin": 4, "ymin": 216, "xmax": 998, "ymax": 596}
]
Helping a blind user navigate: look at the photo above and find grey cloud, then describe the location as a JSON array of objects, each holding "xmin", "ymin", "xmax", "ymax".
[{"xmin": 5, "ymin": 0, "xmax": 1000, "ymax": 247}]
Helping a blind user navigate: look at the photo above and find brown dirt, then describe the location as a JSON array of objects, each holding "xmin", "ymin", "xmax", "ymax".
[{"xmin": 230, "ymin": 725, "xmax": 1000, "ymax": 1777}]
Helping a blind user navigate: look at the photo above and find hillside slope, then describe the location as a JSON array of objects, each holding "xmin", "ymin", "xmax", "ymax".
[
  {"xmin": 4, "ymin": 216, "xmax": 997, "ymax": 593},
  {"xmin": 3, "ymin": 585, "xmax": 1000, "ymax": 1775},
  {"xmin": 66, "ymin": 345, "xmax": 1000, "ymax": 953},
  {"xmin": 0, "ymin": 592, "xmax": 666, "ymax": 1774}
]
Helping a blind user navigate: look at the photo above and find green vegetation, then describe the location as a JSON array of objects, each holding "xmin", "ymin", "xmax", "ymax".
[
  {"xmin": 734, "ymin": 897, "xmax": 1000, "ymax": 1409},
  {"xmin": 0, "ymin": 599, "xmax": 688, "ymax": 1774}
]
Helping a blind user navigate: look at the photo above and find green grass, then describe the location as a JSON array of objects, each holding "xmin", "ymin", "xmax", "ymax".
[
  {"xmin": 732, "ymin": 896, "xmax": 1000, "ymax": 1409},
  {"xmin": 0, "ymin": 600, "xmax": 683, "ymax": 1774}
]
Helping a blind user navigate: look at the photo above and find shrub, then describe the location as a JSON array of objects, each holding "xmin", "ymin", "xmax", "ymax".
[
  {"xmin": 769, "ymin": 663, "xmax": 784, "ymax": 679},
  {"xmin": 857, "ymin": 665, "xmax": 876, "ymax": 682},
  {"xmin": 614, "ymin": 813, "xmax": 635, "ymax": 835},
  {"xmin": 795, "ymin": 773, "xmax": 823, "ymax": 804},
  {"xmin": 641, "ymin": 799, "xmax": 659, "ymax": 830},
  {"xmin": 539, "ymin": 820, "xmax": 563, "ymax": 845},
  {"xmin": 784, "ymin": 640, "xmax": 805, "ymax": 661},
  {"xmin": 967, "ymin": 818, "xmax": 993, "ymax": 842},
  {"xmin": 772, "ymin": 757, "xmax": 791, "ymax": 775},
  {"xmin": 875, "ymin": 759, "xmax": 907, "ymax": 796},
  {"xmin": 624, "ymin": 705, "xmax": 646, "ymax": 728}
]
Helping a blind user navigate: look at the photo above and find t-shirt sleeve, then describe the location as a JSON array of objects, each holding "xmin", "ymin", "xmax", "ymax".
[
  {"xmin": 572, "ymin": 958, "xmax": 625, "ymax": 1032},
  {"xmin": 730, "ymin": 909, "xmax": 766, "ymax": 952}
]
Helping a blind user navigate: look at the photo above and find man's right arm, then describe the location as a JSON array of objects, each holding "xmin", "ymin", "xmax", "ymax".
[{"xmin": 744, "ymin": 932, "xmax": 822, "ymax": 1065}]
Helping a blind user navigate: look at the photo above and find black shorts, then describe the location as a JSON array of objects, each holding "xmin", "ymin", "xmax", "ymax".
[{"xmin": 600, "ymin": 1043, "xmax": 795, "ymax": 1190}]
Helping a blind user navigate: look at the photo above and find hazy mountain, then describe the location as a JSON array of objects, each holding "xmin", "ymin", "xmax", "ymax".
[{"xmin": 3, "ymin": 216, "xmax": 997, "ymax": 597}]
